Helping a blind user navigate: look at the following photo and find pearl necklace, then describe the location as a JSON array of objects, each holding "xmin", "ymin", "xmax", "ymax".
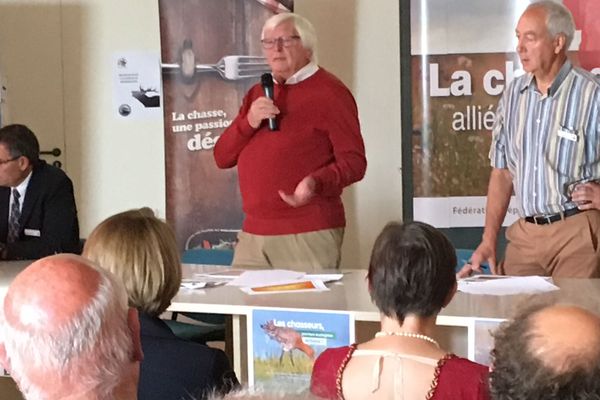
[{"xmin": 375, "ymin": 331, "xmax": 440, "ymax": 348}]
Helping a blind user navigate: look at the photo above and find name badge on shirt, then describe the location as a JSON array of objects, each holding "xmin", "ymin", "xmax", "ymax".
[
  {"xmin": 557, "ymin": 127, "xmax": 578, "ymax": 142},
  {"xmin": 24, "ymin": 229, "xmax": 41, "ymax": 237}
]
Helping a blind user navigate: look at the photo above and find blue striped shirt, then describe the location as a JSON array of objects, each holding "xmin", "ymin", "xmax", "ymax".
[{"xmin": 490, "ymin": 61, "xmax": 600, "ymax": 217}]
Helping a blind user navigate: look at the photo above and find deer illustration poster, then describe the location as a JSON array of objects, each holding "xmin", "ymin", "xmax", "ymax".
[
  {"xmin": 158, "ymin": 0, "xmax": 293, "ymax": 252},
  {"xmin": 249, "ymin": 309, "xmax": 353, "ymax": 392}
]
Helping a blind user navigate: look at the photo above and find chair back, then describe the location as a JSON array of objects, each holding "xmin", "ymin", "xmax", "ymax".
[{"xmin": 181, "ymin": 248, "xmax": 234, "ymax": 265}]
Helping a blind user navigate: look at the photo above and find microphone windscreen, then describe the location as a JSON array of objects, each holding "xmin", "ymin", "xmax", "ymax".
[{"xmin": 261, "ymin": 73, "xmax": 274, "ymax": 89}]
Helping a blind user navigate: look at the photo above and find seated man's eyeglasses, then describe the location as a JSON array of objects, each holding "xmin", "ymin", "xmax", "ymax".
[
  {"xmin": 0, "ymin": 156, "xmax": 19, "ymax": 165},
  {"xmin": 261, "ymin": 35, "xmax": 301, "ymax": 49}
]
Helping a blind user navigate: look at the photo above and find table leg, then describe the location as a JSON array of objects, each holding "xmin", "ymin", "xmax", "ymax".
[{"xmin": 231, "ymin": 314, "xmax": 248, "ymax": 383}]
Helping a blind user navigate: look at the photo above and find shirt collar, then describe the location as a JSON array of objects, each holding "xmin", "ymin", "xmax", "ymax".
[
  {"xmin": 548, "ymin": 59, "xmax": 572, "ymax": 96},
  {"xmin": 519, "ymin": 60, "xmax": 572, "ymax": 96},
  {"xmin": 274, "ymin": 62, "xmax": 319, "ymax": 85},
  {"xmin": 13, "ymin": 170, "xmax": 33, "ymax": 200}
]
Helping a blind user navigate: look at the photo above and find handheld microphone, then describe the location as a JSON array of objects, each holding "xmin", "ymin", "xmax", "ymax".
[{"xmin": 261, "ymin": 73, "xmax": 278, "ymax": 131}]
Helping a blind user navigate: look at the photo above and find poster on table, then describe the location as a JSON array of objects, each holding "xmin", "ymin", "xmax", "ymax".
[
  {"xmin": 249, "ymin": 308, "xmax": 354, "ymax": 392},
  {"xmin": 411, "ymin": 0, "xmax": 600, "ymax": 228},
  {"xmin": 158, "ymin": 0, "xmax": 293, "ymax": 252}
]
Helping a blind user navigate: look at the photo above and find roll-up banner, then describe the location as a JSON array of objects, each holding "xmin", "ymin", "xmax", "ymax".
[
  {"xmin": 158, "ymin": 0, "xmax": 293, "ymax": 252},
  {"xmin": 411, "ymin": 0, "xmax": 600, "ymax": 228}
]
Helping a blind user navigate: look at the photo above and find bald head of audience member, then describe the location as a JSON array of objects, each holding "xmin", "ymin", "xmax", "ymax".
[
  {"xmin": 0, "ymin": 254, "xmax": 143, "ymax": 400},
  {"xmin": 490, "ymin": 304, "xmax": 600, "ymax": 399}
]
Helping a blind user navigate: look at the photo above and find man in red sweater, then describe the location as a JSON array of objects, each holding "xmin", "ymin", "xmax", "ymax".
[{"xmin": 214, "ymin": 13, "xmax": 366, "ymax": 272}]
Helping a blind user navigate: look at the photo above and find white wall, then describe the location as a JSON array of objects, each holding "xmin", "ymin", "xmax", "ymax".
[
  {"xmin": 61, "ymin": 0, "xmax": 166, "ymax": 234},
  {"xmin": 0, "ymin": 0, "xmax": 65, "ymax": 160},
  {"xmin": 297, "ymin": 0, "xmax": 403, "ymax": 267},
  {"xmin": 1, "ymin": 0, "xmax": 402, "ymax": 269}
]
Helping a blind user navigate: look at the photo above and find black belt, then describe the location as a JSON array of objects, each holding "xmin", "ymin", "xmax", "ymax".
[{"xmin": 524, "ymin": 208, "xmax": 582, "ymax": 225}]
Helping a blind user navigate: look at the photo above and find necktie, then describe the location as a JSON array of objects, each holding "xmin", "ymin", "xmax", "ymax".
[{"xmin": 7, "ymin": 189, "xmax": 20, "ymax": 243}]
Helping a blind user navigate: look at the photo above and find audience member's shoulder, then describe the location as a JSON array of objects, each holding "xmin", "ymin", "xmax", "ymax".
[
  {"xmin": 313, "ymin": 344, "xmax": 354, "ymax": 369},
  {"xmin": 434, "ymin": 356, "xmax": 489, "ymax": 399},
  {"xmin": 443, "ymin": 355, "xmax": 489, "ymax": 375},
  {"xmin": 312, "ymin": 346, "xmax": 356, "ymax": 383},
  {"xmin": 207, "ymin": 344, "xmax": 231, "ymax": 367}
]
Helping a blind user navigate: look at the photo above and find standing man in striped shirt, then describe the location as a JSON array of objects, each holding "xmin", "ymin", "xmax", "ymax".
[{"xmin": 471, "ymin": 1, "xmax": 600, "ymax": 278}]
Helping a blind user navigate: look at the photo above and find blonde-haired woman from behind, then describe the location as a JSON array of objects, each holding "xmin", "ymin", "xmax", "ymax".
[{"xmin": 83, "ymin": 208, "xmax": 238, "ymax": 400}]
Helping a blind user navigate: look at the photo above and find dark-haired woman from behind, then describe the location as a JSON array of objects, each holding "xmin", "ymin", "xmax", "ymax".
[{"xmin": 310, "ymin": 221, "xmax": 489, "ymax": 399}]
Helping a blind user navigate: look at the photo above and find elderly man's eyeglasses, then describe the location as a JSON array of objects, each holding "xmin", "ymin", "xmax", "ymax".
[
  {"xmin": 0, "ymin": 156, "xmax": 19, "ymax": 165},
  {"xmin": 261, "ymin": 35, "xmax": 301, "ymax": 49}
]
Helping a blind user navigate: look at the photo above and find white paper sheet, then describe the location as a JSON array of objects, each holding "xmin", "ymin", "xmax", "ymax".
[
  {"xmin": 227, "ymin": 269, "xmax": 305, "ymax": 287},
  {"xmin": 195, "ymin": 269, "xmax": 245, "ymax": 279},
  {"xmin": 458, "ymin": 275, "xmax": 559, "ymax": 295},
  {"xmin": 304, "ymin": 273, "xmax": 343, "ymax": 283}
]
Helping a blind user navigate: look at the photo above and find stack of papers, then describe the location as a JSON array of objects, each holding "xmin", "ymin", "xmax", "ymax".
[
  {"xmin": 458, "ymin": 275, "xmax": 559, "ymax": 295},
  {"xmin": 180, "ymin": 269, "xmax": 343, "ymax": 295}
]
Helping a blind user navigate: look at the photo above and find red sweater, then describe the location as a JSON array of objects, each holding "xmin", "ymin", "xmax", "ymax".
[{"xmin": 214, "ymin": 68, "xmax": 366, "ymax": 235}]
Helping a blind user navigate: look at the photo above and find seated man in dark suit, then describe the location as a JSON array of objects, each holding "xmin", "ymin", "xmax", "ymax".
[{"xmin": 0, "ymin": 124, "xmax": 79, "ymax": 260}]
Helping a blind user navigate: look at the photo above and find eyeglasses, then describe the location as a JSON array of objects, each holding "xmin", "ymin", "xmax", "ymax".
[
  {"xmin": 261, "ymin": 35, "xmax": 301, "ymax": 49},
  {"xmin": 0, "ymin": 156, "xmax": 19, "ymax": 165}
]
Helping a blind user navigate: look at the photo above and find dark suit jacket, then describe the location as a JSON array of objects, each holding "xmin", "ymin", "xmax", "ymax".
[
  {"xmin": 0, "ymin": 161, "xmax": 80, "ymax": 260},
  {"xmin": 139, "ymin": 313, "xmax": 238, "ymax": 400}
]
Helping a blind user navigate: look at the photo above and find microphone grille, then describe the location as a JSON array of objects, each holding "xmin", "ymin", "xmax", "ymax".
[{"xmin": 261, "ymin": 73, "xmax": 274, "ymax": 88}]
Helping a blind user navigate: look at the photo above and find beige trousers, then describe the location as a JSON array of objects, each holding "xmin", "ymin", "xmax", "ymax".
[
  {"xmin": 232, "ymin": 228, "xmax": 344, "ymax": 272},
  {"xmin": 500, "ymin": 210, "xmax": 600, "ymax": 278}
]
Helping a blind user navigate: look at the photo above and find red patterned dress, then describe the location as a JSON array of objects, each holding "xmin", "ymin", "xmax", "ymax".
[{"xmin": 310, "ymin": 344, "xmax": 490, "ymax": 400}]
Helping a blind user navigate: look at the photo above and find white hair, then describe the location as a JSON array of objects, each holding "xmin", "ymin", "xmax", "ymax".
[
  {"xmin": 261, "ymin": 13, "xmax": 318, "ymax": 63},
  {"xmin": 528, "ymin": 1, "xmax": 575, "ymax": 48},
  {"xmin": 1, "ymin": 266, "xmax": 132, "ymax": 400}
]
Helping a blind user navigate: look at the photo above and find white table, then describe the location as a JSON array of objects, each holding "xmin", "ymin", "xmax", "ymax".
[
  {"xmin": 3, "ymin": 262, "xmax": 600, "ymax": 381},
  {"xmin": 169, "ymin": 264, "xmax": 600, "ymax": 380}
]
